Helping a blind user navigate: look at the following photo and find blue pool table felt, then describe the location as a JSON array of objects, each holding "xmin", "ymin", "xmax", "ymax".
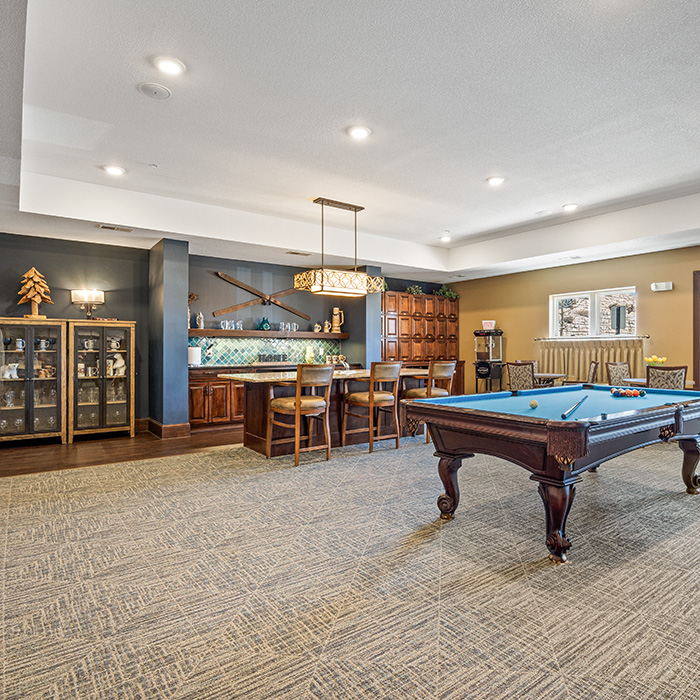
[{"xmin": 415, "ymin": 384, "xmax": 700, "ymax": 422}]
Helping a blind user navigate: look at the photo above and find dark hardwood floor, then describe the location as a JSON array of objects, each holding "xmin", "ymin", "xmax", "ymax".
[{"xmin": 0, "ymin": 427, "xmax": 244, "ymax": 478}]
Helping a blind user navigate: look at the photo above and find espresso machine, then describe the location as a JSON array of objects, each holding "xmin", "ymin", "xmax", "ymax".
[{"xmin": 473, "ymin": 329, "xmax": 503, "ymax": 393}]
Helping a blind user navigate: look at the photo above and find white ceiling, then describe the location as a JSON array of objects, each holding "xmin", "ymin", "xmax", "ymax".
[{"xmin": 3, "ymin": 0, "xmax": 700, "ymax": 281}]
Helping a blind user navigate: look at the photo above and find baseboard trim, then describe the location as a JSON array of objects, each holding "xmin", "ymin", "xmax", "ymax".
[
  {"xmin": 135, "ymin": 418, "xmax": 150, "ymax": 434},
  {"xmin": 147, "ymin": 419, "xmax": 191, "ymax": 439}
]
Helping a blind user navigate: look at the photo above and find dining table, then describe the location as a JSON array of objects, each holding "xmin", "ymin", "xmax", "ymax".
[{"xmin": 534, "ymin": 372, "xmax": 568, "ymax": 386}]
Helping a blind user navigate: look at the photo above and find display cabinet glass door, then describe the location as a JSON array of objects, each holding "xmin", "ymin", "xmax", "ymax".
[
  {"xmin": 74, "ymin": 326, "xmax": 130, "ymax": 431},
  {"xmin": 1, "ymin": 323, "xmax": 61, "ymax": 436}
]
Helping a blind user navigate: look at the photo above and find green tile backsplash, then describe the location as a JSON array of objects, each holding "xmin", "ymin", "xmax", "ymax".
[{"xmin": 188, "ymin": 336, "xmax": 343, "ymax": 366}]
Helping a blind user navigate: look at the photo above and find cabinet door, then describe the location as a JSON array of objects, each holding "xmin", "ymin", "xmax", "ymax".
[
  {"xmin": 411, "ymin": 296, "xmax": 424, "ymax": 317},
  {"xmin": 447, "ymin": 339, "xmax": 459, "ymax": 359},
  {"xmin": 435, "ymin": 297, "xmax": 447, "ymax": 318},
  {"xmin": 383, "ymin": 292, "xmax": 399, "ymax": 314},
  {"xmin": 423, "ymin": 295, "xmax": 436, "ymax": 317},
  {"xmin": 447, "ymin": 320, "xmax": 459, "ymax": 339},
  {"xmin": 73, "ymin": 325, "xmax": 103, "ymax": 430},
  {"xmin": 189, "ymin": 383, "xmax": 209, "ymax": 423},
  {"xmin": 32, "ymin": 324, "xmax": 62, "ymax": 434},
  {"xmin": 411, "ymin": 339, "xmax": 426, "ymax": 360},
  {"xmin": 424, "ymin": 339, "xmax": 437, "ymax": 360},
  {"xmin": 209, "ymin": 382, "xmax": 231, "ymax": 423},
  {"xmin": 398, "ymin": 316, "xmax": 412, "ymax": 338},
  {"xmin": 447, "ymin": 300, "xmax": 459, "ymax": 319},
  {"xmin": 231, "ymin": 382, "xmax": 245, "ymax": 421},
  {"xmin": 436, "ymin": 318, "xmax": 447, "ymax": 339},
  {"xmin": 398, "ymin": 339, "xmax": 412, "ymax": 361},
  {"xmin": 424, "ymin": 317, "xmax": 436, "ymax": 338},
  {"xmin": 0, "ymin": 323, "xmax": 29, "ymax": 437},
  {"xmin": 411, "ymin": 317, "xmax": 425, "ymax": 338},
  {"xmin": 436, "ymin": 340, "xmax": 448, "ymax": 360},
  {"xmin": 104, "ymin": 327, "xmax": 131, "ymax": 428},
  {"xmin": 384, "ymin": 314, "xmax": 399, "ymax": 337},
  {"xmin": 384, "ymin": 338, "xmax": 399, "ymax": 361},
  {"xmin": 398, "ymin": 294, "xmax": 412, "ymax": 315}
]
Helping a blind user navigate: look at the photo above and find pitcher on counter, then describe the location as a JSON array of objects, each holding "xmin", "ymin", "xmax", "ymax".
[{"xmin": 331, "ymin": 307, "xmax": 344, "ymax": 333}]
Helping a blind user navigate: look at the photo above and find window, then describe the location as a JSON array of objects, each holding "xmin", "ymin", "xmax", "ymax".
[{"xmin": 550, "ymin": 287, "xmax": 636, "ymax": 338}]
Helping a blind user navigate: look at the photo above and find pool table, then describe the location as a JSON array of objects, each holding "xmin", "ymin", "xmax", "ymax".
[{"xmin": 402, "ymin": 384, "xmax": 700, "ymax": 562}]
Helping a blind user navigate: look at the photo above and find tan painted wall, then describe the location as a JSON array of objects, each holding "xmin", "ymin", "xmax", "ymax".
[{"xmin": 453, "ymin": 246, "xmax": 700, "ymax": 393}]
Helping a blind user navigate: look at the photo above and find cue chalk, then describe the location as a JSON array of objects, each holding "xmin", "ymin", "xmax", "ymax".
[{"xmin": 561, "ymin": 395, "xmax": 588, "ymax": 420}]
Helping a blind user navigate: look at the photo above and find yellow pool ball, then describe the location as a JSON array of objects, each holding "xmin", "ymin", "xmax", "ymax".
[{"xmin": 529, "ymin": 400, "xmax": 538, "ymax": 409}]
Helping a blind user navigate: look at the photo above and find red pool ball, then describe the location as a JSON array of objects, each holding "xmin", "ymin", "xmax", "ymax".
[{"xmin": 632, "ymin": 389, "xmax": 640, "ymax": 397}]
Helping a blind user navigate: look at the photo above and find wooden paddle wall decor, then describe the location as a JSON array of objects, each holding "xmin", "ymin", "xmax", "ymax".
[{"xmin": 213, "ymin": 271, "xmax": 311, "ymax": 320}]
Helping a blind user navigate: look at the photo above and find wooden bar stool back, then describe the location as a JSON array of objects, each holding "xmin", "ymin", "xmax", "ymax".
[
  {"xmin": 266, "ymin": 364, "xmax": 334, "ymax": 466},
  {"xmin": 403, "ymin": 360, "xmax": 457, "ymax": 442},
  {"xmin": 341, "ymin": 361, "xmax": 402, "ymax": 453}
]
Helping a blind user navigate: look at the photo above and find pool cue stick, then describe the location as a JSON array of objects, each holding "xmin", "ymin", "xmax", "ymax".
[{"xmin": 561, "ymin": 395, "xmax": 588, "ymax": 420}]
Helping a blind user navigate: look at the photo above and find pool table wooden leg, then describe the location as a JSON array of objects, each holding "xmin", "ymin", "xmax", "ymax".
[
  {"xmin": 677, "ymin": 438, "xmax": 700, "ymax": 495},
  {"xmin": 537, "ymin": 482, "xmax": 576, "ymax": 563},
  {"xmin": 437, "ymin": 456, "xmax": 467, "ymax": 519}
]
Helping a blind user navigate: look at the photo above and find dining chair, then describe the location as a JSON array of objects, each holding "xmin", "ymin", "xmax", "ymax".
[
  {"xmin": 265, "ymin": 363, "xmax": 334, "ymax": 466},
  {"xmin": 646, "ymin": 365, "xmax": 687, "ymax": 390},
  {"xmin": 402, "ymin": 360, "xmax": 457, "ymax": 442},
  {"xmin": 507, "ymin": 362, "xmax": 535, "ymax": 391},
  {"xmin": 605, "ymin": 361, "xmax": 631, "ymax": 385},
  {"xmin": 341, "ymin": 361, "xmax": 402, "ymax": 453}
]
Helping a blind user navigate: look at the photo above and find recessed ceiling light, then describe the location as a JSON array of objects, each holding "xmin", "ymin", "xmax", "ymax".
[
  {"xmin": 440, "ymin": 232, "xmax": 452, "ymax": 243},
  {"xmin": 348, "ymin": 126, "xmax": 371, "ymax": 140},
  {"xmin": 535, "ymin": 210, "xmax": 553, "ymax": 216},
  {"xmin": 486, "ymin": 176, "xmax": 505, "ymax": 186},
  {"xmin": 562, "ymin": 203, "xmax": 578, "ymax": 212},
  {"xmin": 154, "ymin": 56, "xmax": 186, "ymax": 75},
  {"xmin": 103, "ymin": 165, "xmax": 125, "ymax": 176}
]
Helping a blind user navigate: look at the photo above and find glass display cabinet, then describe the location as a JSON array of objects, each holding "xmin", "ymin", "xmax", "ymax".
[
  {"xmin": 0, "ymin": 319, "xmax": 66, "ymax": 443},
  {"xmin": 68, "ymin": 321, "xmax": 136, "ymax": 442}
]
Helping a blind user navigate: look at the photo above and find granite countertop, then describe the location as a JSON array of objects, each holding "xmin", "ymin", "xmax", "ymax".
[{"xmin": 218, "ymin": 368, "xmax": 429, "ymax": 383}]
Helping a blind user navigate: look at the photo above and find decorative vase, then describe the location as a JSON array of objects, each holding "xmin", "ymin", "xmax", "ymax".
[
  {"xmin": 259, "ymin": 317, "xmax": 271, "ymax": 330},
  {"xmin": 196, "ymin": 311, "xmax": 204, "ymax": 329}
]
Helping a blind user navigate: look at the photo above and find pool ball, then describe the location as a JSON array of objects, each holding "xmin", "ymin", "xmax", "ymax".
[
  {"xmin": 639, "ymin": 389, "xmax": 646, "ymax": 396},
  {"xmin": 626, "ymin": 390, "xmax": 633, "ymax": 397},
  {"xmin": 613, "ymin": 389, "xmax": 621, "ymax": 397},
  {"xmin": 529, "ymin": 400, "xmax": 538, "ymax": 409},
  {"xmin": 632, "ymin": 390, "xmax": 639, "ymax": 397}
]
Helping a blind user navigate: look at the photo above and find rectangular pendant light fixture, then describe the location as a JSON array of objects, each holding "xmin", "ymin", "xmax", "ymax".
[{"xmin": 293, "ymin": 198, "xmax": 384, "ymax": 297}]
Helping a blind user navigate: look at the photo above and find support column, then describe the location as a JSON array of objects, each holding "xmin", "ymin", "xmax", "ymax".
[
  {"xmin": 148, "ymin": 239, "xmax": 190, "ymax": 437},
  {"xmin": 341, "ymin": 265, "xmax": 383, "ymax": 368}
]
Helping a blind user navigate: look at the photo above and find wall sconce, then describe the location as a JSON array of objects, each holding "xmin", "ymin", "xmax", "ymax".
[{"xmin": 71, "ymin": 289, "xmax": 105, "ymax": 319}]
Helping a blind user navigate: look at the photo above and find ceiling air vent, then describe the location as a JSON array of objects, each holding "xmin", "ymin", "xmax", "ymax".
[
  {"xmin": 286, "ymin": 251, "xmax": 312, "ymax": 256},
  {"xmin": 98, "ymin": 224, "xmax": 133, "ymax": 233}
]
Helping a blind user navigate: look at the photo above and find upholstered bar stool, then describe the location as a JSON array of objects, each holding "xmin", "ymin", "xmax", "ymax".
[
  {"xmin": 341, "ymin": 361, "xmax": 402, "ymax": 453},
  {"xmin": 646, "ymin": 365, "xmax": 687, "ymax": 390},
  {"xmin": 606, "ymin": 361, "xmax": 631, "ymax": 385},
  {"xmin": 266, "ymin": 364, "xmax": 334, "ymax": 467},
  {"xmin": 403, "ymin": 360, "xmax": 457, "ymax": 442}
]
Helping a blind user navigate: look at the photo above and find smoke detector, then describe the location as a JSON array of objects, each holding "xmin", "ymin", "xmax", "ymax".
[{"xmin": 138, "ymin": 83, "xmax": 172, "ymax": 100}]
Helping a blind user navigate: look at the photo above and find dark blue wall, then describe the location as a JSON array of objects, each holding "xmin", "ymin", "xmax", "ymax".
[{"xmin": 0, "ymin": 231, "xmax": 150, "ymax": 418}]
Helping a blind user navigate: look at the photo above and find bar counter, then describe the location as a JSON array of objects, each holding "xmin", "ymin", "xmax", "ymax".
[{"xmin": 219, "ymin": 367, "xmax": 428, "ymax": 456}]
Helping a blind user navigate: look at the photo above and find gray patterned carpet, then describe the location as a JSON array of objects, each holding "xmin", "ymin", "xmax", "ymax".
[{"xmin": 2, "ymin": 438, "xmax": 700, "ymax": 699}]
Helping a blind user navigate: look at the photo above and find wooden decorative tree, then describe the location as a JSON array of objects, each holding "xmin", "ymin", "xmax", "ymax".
[{"xmin": 18, "ymin": 267, "xmax": 54, "ymax": 319}]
